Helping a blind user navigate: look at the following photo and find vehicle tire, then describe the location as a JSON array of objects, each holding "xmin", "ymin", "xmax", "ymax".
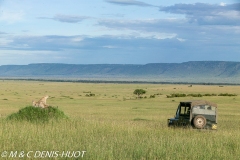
[
  {"xmin": 193, "ymin": 115, "xmax": 206, "ymax": 129},
  {"xmin": 168, "ymin": 121, "xmax": 173, "ymax": 127}
]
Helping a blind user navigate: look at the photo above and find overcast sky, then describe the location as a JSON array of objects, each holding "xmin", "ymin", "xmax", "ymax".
[{"xmin": 0, "ymin": 0, "xmax": 240, "ymax": 65}]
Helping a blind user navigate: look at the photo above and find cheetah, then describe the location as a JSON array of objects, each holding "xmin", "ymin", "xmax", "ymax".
[{"xmin": 32, "ymin": 95, "xmax": 49, "ymax": 108}]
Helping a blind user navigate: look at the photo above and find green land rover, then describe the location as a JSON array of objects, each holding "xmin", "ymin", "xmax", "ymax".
[{"xmin": 168, "ymin": 100, "xmax": 217, "ymax": 129}]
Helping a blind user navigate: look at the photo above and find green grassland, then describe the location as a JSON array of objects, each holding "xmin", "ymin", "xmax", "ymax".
[{"xmin": 0, "ymin": 80, "xmax": 240, "ymax": 159}]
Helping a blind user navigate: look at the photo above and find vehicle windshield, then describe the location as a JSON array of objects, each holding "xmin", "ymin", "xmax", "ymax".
[{"xmin": 175, "ymin": 106, "xmax": 180, "ymax": 118}]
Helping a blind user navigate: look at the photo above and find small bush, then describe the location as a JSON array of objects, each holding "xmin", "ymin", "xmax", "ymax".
[
  {"xmin": 187, "ymin": 94, "xmax": 202, "ymax": 97},
  {"xmin": 7, "ymin": 106, "xmax": 68, "ymax": 123},
  {"xmin": 166, "ymin": 93, "xmax": 186, "ymax": 98},
  {"xmin": 89, "ymin": 93, "xmax": 95, "ymax": 96},
  {"xmin": 204, "ymin": 93, "xmax": 217, "ymax": 96},
  {"xmin": 85, "ymin": 93, "xmax": 95, "ymax": 97},
  {"xmin": 166, "ymin": 93, "xmax": 220, "ymax": 98},
  {"xmin": 218, "ymin": 93, "xmax": 237, "ymax": 96},
  {"xmin": 149, "ymin": 95, "xmax": 155, "ymax": 98}
]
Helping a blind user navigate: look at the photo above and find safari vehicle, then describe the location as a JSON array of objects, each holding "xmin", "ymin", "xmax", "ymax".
[{"xmin": 168, "ymin": 100, "xmax": 217, "ymax": 129}]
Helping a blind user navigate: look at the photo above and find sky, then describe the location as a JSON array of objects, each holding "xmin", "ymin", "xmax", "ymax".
[{"xmin": 0, "ymin": 0, "xmax": 240, "ymax": 65}]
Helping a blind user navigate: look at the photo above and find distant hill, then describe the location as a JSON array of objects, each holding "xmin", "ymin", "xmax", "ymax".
[{"xmin": 0, "ymin": 61, "xmax": 240, "ymax": 83}]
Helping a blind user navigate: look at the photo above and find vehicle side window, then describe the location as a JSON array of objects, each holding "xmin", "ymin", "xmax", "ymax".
[
  {"xmin": 194, "ymin": 106, "xmax": 200, "ymax": 109},
  {"xmin": 206, "ymin": 106, "xmax": 216, "ymax": 111},
  {"xmin": 193, "ymin": 105, "xmax": 207, "ymax": 110},
  {"xmin": 200, "ymin": 105, "xmax": 205, "ymax": 109}
]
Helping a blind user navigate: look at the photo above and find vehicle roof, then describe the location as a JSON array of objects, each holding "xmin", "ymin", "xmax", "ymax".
[{"xmin": 180, "ymin": 100, "xmax": 217, "ymax": 108}]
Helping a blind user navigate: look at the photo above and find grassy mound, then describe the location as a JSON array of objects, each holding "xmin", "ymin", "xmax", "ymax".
[{"xmin": 7, "ymin": 106, "xmax": 68, "ymax": 123}]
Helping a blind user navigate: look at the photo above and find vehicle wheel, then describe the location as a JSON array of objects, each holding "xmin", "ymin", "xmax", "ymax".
[
  {"xmin": 193, "ymin": 115, "xmax": 206, "ymax": 129},
  {"xmin": 168, "ymin": 121, "xmax": 173, "ymax": 127}
]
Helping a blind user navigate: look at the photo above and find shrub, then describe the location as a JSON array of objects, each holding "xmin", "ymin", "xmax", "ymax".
[
  {"xmin": 204, "ymin": 93, "xmax": 217, "ymax": 96},
  {"xmin": 85, "ymin": 93, "xmax": 95, "ymax": 97},
  {"xmin": 218, "ymin": 93, "xmax": 237, "ymax": 96},
  {"xmin": 187, "ymin": 94, "xmax": 202, "ymax": 97},
  {"xmin": 149, "ymin": 95, "xmax": 155, "ymax": 98},
  {"xmin": 166, "ymin": 92, "xmax": 231, "ymax": 98},
  {"xmin": 133, "ymin": 89, "xmax": 146, "ymax": 99},
  {"xmin": 7, "ymin": 106, "xmax": 68, "ymax": 123},
  {"xmin": 166, "ymin": 93, "xmax": 186, "ymax": 98}
]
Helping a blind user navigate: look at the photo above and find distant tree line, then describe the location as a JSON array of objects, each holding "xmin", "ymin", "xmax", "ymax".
[{"xmin": 166, "ymin": 93, "xmax": 237, "ymax": 98}]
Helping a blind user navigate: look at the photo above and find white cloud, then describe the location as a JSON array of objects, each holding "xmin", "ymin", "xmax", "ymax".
[
  {"xmin": 72, "ymin": 37, "xmax": 83, "ymax": 42},
  {"xmin": 103, "ymin": 45, "xmax": 118, "ymax": 49},
  {"xmin": 220, "ymin": 2, "xmax": 227, "ymax": 6},
  {"xmin": 131, "ymin": 31, "xmax": 176, "ymax": 39},
  {"xmin": 177, "ymin": 38, "xmax": 186, "ymax": 42},
  {"xmin": 97, "ymin": 18, "xmax": 180, "ymax": 39},
  {"xmin": 0, "ymin": 38, "xmax": 12, "ymax": 46},
  {"xmin": 0, "ymin": 10, "xmax": 24, "ymax": 23},
  {"xmin": 0, "ymin": 1, "xmax": 240, "ymax": 65}
]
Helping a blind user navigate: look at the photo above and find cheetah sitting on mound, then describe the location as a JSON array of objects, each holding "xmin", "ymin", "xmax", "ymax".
[{"xmin": 32, "ymin": 95, "xmax": 49, "ymax": 108}]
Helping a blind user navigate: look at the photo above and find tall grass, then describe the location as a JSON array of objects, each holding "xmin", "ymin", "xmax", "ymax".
[
  {"xmin": 0, "ymin": 81, "xmax": 240, "ymax": 159},
  {"xmin": 1, "ymin": 119, "xmax": 240, "ymax": 159}
]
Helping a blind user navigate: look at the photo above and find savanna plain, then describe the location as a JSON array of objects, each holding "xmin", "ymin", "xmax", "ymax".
[{"xmin": 0, "ymin": 80, "xmax": 240, "ymax": 160}]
